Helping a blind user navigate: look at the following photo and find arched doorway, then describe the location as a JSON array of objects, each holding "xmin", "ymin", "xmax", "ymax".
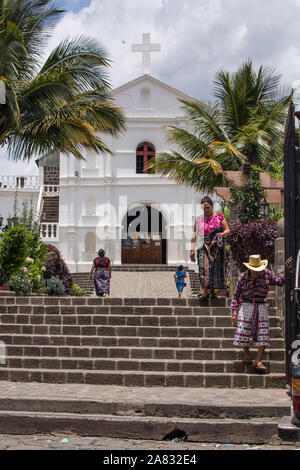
[{"xmin": 121, "ymin": 204, "xmax": 167, "ymax": 264}]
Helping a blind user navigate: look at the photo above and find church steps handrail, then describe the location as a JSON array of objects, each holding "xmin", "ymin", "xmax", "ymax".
[{"xmin": 36, "ymin": 185, "xmax": 44, "ymax": 221}]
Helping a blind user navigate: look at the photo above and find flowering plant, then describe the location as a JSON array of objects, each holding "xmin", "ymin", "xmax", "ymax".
[
  {"xmin": 8, "ymin": 273, "xmax": 32, "ymax": 296},
  {"xmin": 72, "ymin": 284, "xmax": 86, "ymax": 296},
  {"xmin": 23, "ymin": 257, "xmax": 45, "ymax": 292}
]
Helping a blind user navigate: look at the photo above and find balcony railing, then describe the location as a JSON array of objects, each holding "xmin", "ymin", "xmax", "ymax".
[
  {"xmin": 41, "ymin": 223, "xmax": 59, "ymax": 241},
  {"xmin": 0, "ymin": 175, "xmax": 41, "ymax": 189},
  {"xmin": 43, "ymin": 185, "xmax": 59, "ymax": 196}
]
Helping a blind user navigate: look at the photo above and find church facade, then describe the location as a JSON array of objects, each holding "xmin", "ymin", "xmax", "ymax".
[{"xmin": 57, "ymin": 73, "xmax": 208, "ymax": 272}]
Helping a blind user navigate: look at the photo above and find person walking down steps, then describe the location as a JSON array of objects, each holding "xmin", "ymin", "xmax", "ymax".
[
  {"xmin": 89, "ymin": 249, "xmax": 112, "ymax": 297},
  {"xmin": 190, "ymin": 196, "xmax": 230, "ymax": 299},
  {"xmin": 231, "ymin": 254, "xmax": 291, "ymax": 373},
  {"xmin": 174, "ymin": 265, "xmax": 187, "ymax": 298}
]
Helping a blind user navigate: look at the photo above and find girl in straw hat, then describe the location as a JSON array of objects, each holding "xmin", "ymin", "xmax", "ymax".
[{"xmin": 231, "ymin": 254, "xmax": 287, "ymax": 372}]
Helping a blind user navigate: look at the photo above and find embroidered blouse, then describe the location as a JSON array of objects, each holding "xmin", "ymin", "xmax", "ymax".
[
  {"xmin": 93, "ymin": 256, "xmax": 110, "ymax": 269},
  {"xmin": 231, "ymin": 269, "xmax": 285, "ymax": 316},
  {"xmin": 195, "ymin": 213, "xmax": 224, "ymax": 237}
]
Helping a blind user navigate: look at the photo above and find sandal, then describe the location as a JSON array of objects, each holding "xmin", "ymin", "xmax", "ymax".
[
  {"xmin": 253, "ymin": 361, "xmax": 266, "ymax": 372},
  {"xmin": 197, "ymin": 293, "xmax": 209, "ymax": 300}
]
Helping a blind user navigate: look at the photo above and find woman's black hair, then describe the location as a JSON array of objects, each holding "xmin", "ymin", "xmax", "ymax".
[
  {"xmin": 177, "ymin": 265, "xmax": 184, "ymax": 271},
  {"xmin": 98, "ymin": 249, "xmax": 105, "ymax": 258},
  {"xmin": 201, "ymin": 196, "xmax": 213, "ymax": 206}
]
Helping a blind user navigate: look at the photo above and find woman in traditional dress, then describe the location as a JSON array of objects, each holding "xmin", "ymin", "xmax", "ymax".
[
  {"xmin": 89, "ymin": 249, "xmax": 112, "ymax": 297},
  {"xmin": 231, "ymin": 254, "xmax": 286, "ymax": 372},
  {"xmin": 190, "ymin": 196, "xmax": 230, "ymax": 299}
]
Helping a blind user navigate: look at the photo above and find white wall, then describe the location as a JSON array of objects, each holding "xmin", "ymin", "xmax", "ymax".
[{"xmin": 0, "ymin": 190, "xmax": 39, "ymax": 227}]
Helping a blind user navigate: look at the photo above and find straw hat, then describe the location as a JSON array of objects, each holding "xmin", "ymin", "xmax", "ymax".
[{"xmin": 243, "ymin": 254, "xmax": 268, "ymax": 272}]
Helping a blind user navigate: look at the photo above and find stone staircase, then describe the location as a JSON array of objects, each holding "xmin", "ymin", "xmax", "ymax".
[
  {"xmin": 188, "ymin": 271, "xmax": 201, "ymax": 295},
  {"xmin": 73, "ymin": 267, "xmax": 223, "ymax": 297},
  {"xmin": 73, "ymin": 266, "xmax": 191, "ymax": 295},
  {"xmin": 41, "ymin": 196, "xmax": 59, "ymax": 223},
  {"xmin": 0, "ymin": 292, "xmax": 285, "ymax": 389}
]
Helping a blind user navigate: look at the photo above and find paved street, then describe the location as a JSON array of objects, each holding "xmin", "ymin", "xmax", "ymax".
[{"xmin": 0, "ymin": 433, "xmax": 299, "ymax": 450}]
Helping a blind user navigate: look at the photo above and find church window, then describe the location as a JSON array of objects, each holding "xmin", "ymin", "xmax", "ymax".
[
  {"xmin": 136, "ymin": 142, "xmax": 155, "ymax": 174},
  {"xmin": 140, "ymin": 88, "xmax": 151, "ymax": 108},
  {"xmin": 85, "ymin": 232, "xmax": 96, "ymax": 252}
]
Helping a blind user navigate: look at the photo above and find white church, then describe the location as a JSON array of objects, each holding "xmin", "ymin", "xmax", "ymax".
[{"xmin": 0, "ymin": 34, "xmax": 212, "ymax": 273}]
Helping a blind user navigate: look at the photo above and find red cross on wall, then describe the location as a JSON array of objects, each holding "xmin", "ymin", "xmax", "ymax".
[{"xmin": 136, "ymin": 142, "xmax": 155, "ymax": 173}]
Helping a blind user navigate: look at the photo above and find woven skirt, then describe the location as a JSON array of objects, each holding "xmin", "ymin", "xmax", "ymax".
[
  {"xmin": 94, "ymin": 268, "xmax": 110, "ymax": 296},
  {"xmin": 233, "ymin": 302, "xmax": 270, "ymax": 347},
  {"xmin": 197, "ymin": 244, "xmax": 226, "ymax": 290}
]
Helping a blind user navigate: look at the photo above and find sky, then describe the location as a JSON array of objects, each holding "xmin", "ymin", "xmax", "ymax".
[{"xmin": 2, "ymin": 0, "xmax": 300, "ymax": 175}]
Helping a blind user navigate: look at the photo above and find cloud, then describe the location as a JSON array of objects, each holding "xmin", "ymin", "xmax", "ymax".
[
  {"xmin": 44, "ymin": 0, "xmax": 300, "ymax": 99},
  {"xmin": 1, "ymin": 0, "xmax": 300, "ymax": 174},
  {"xmin": 0, "ymin": 146, "xmax": 39, "ymax": 175}
]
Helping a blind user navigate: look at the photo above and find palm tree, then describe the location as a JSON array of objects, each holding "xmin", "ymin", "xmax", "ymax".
[
  {"xmin": 148, "ymin": 61, "xmax": 289, "ymax": 192},
  {"xmin": 0, "ymin": 0, "xmax": 125, "ymax": 161}
]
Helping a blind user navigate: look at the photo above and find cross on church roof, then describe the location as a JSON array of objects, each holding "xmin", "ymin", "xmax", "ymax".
[{"xmin": 131, "ymin": 33, "xmax": 161, "ymax": 75}]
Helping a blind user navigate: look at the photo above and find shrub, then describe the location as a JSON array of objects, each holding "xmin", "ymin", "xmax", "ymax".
[
  {"xmin": 267, "ymin": 205, "xmax": 284, "ymax": 223},
  {"xmin": 72, "ymin": 284, "xmax": 86, "ymax": 296},
  {"xmin": 222, "ymin": 174, "xmax": 266, "ymax": 223},
  {"xmin": 0, "ymin": 225, "xmax": 29, "ymax": 280},
  {"xmin": 0, "ymin": 285, "xmax": 10, "ymax": 291},
  {"xmin": 8, "ymin": 271, "xmax": 32, "ymax": 296},
  {"xmin": 45, "ymin": 276, "xmax": 65, "ymax": 296},
  {"xmin": 228, "ymin": 219, "xmax": 278, "ymax": 271},
  {"xmin": 45, "ymin": 245, "xmax": 73, "ymax": 294}
]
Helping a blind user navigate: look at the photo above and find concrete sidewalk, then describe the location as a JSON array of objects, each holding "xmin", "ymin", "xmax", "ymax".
[{"xmin": 0, "ymin": 381, "xmax": 290, "ymax": 409}]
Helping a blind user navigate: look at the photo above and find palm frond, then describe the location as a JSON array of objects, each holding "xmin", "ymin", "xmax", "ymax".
[
  {"xmin": 165, "ymin": 126, "xmax": 209, "ymax": 159},
  {"xmin": 0, "ymin": 20, "xmax": 27, "ymax": 79},
  {"xmin": 179, "ymin": 99, "xmax": 226, "ymax": 143},
  {"xmin": 147, "ymin": 151, "xmax": 225, "ymax": 192}
]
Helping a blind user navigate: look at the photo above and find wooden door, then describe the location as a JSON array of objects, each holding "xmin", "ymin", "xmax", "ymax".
[{"xmin": 122, "ymin": 232, "xmax": 163, "ymax": 264}]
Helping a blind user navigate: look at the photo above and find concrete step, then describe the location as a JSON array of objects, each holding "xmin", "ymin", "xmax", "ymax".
[
  {"xmin": 0, "ymin": 293, "xmax": 276, "ymax": 308},
  {"xmin": 0, "ymin": 334, "xmax": 285, "ymax": 349},
  {"xmin": 0, "ymin": 324, "xmax": 283, "ymax": 338},
  {"xmin": 0, "ymin": 313, "xmax": 281, "ymax": 328},
  {"xmin": 0, "ymin": 410, "xmax": 282, "ymax": 444},
  {"xmin": 0, "ymin": 356, "xmax": 286, "ymax": 374},
  {"xmin": 73, "ymin": 266, "xmax": 190, "ymax": 273},
  {"xmin": 0, "ymin": 368, "xmax": 286, "ymax": 388},
  {"xmin": 3, "ymin": 345, "xmax": 285, "ymax": 361},
  {"xmin": 0, "ymin": 383, "xmax": 289, "ymax": 443}
]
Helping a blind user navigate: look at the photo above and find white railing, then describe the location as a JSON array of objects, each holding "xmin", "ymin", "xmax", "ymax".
[
  {"xmin": 0, "ymin": 175, "xmax": 41, "ymax": 189},
  {"xmin": 36, "ymin": 185, "xmax": 44, "ymax": 220},
  {"xmin": 41, "ymin": 223, "xmax": 59, "ymax": 241},
  {"xmin": 43, "ymin": 185, "xmax": 59, "ymax": 196}
]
